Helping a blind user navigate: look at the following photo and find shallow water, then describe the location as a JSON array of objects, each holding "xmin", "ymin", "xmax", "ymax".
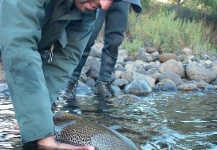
[{"xmin": 0, "ymin": 91, "xmax": 217, "ymax": 150}]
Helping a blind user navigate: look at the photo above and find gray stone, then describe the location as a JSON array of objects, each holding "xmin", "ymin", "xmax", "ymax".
[
  {"xmin": 186, "ymin": 62, "xmax": 216, "ymax": 83},
  {"xmin": 158, "ymin": 53, "xmax": 178, "ymax": 63},
  {"xmin": 158, "ymin": 71, "xmax": 184, "ymax": 85},
  {"xmin": 159, "ymin": 59, "xmax": 185, "ymax": 77},
  {"xmin": 177, "ymin": 83, "xmax": 198, "ymax": 91},
  {"xmin": 123, "ymin": 78, "xmax": 152, "ymax": 96},
  {"xmin": 112, "ymin": 79, "xmax": 129, "ymax": 89}
]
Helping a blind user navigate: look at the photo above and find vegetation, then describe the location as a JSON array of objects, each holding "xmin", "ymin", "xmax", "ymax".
[{"xmin": 121, "ymin": 0, "xmax": 217, "ymax": 55}]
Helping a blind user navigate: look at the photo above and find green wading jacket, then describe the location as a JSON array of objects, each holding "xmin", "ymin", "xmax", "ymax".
[
  {"xmin": 0, "ymin": 0, "xmax": 97, "ymax": 143},
  {"xmin": 38, "ymin": 0, "xmax": 97, "ymax": 104},
  {"xmin": 38, "ymin": 0, "xmax": 97, "ymax": 52}
]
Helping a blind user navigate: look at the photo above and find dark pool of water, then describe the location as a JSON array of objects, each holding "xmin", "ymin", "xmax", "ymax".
[{"xmin": 0, "ymin": 91, "xmax": 217, "ymax": 150}]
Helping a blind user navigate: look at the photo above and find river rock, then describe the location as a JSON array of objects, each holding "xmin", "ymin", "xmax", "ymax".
[
  {"xmin": 124, "ymin": 53, "xmax": 137, "ymax": 62},
  {"xmin": 144, "ymin": 64, "xmax": 159, "ymax": 70},
  {"xmin": 177, "ymin": 83, "xmax": 198, "ymax": 91},
  {"xmin": 123, "ymin": 78, "xmax": 152, "ymax": 96},
  {"xmin": 112, "ymin": 79, "xmax": 129, "ymax": 89},
  {"xmin": 157, "ymin": 79, "xmax": 176, "ymax": 86},
  {"xmin": 78, "ymin": 72, "xmax": 88, "ymax": 83},
  {"xmin": 117, "ymin": 49, "xmax": 129, "ymax": 63},
  {"xmin": 89, "ymin": 43, "xmax": 103, "ymax": 58},
  {"xmin": 126, "ymin": 61, "xmax": 143, "ymax": 69},
  {"xmin": 134, "ymin": 59, "xmax": 149, "ymax": 68},
  {"xmin": 145, "ymin": 47, "xmax": 158, "ymax": 53},
  {"xmin": 114, "ymin": 70, "xmax": 123, "ymax": 79},
  {"xmin": 158, "ymin": 71, "xmax": 184, "ymax": 85},
  {"xmin": 211, "ymin": 78, "xmax": 217, "ymax": 85},
  {"xmin": 125, "ymin": 63, "xmax": 137, "ymax": 72},
  {"xmin": 150, "ymin": 51, "xmax": 159, "ymax": 61},
  {"xmin": 112, "ymin": 86, "xmax": 123, "ymax": 96},
  {"xmin": 146, "ymin": 67, "xmax": 159, "ymax": 75},
  {"xmin": 148, "ymin": 72, "xmax": 161, "ymax": 82},
  {"xmin": 120, "ymin": 71, "xmax": 132, "ymax": 82},
  {"xmin": 87, "ymin": 57, "xmax": 100, "ymax": 79},
  {"xmin": 136, "ymin": 68, "xmax": 147, "ymax": 75},
  {"xmin": 115, "ymin": 64, "xmax": 126, "ymax": 72},
  {"xmin": 158, "ymin": 53, "xmax": 178, "ymax": 63},
  {"xmin": 159, "ymin": 59, "xmax": 185, "ymax": 77},
  {"xmin": 201, "ymin": 60, "xmax": 212, "ymax": 68},
  {"xmin": 182, "ymin": 55, "xmax": 195, "ymax": 64},
  {"xmin": 136, "ymin": 50, "xmax": 156, "ymax": 62},
  {"xmin": 152, "ymin": 79, "xmax": 178, "ymax": 92},
  {"xmin": 81, "ymin": 60, "xmax": 91, "ymax": 74},
  {"xmin": 186, "ymin": 62, "xmax": 216, "ymax": 83},
  {"xmin": 195, "ymin": 81, "xmax": 209, "ymax": 89},
  {"xmin": 132, "ymin": 72, "xmax": 155, "ymax": 87}
]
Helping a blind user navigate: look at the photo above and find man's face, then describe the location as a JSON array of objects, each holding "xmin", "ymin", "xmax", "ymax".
[{"xmin": 74, "ymin": 0, "xmax": 114, "ymax": 12}]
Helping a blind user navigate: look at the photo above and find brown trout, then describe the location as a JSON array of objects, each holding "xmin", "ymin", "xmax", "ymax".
[{"xmin": 54, "ymin": 111, "xmax": 138, "ymax": 150}]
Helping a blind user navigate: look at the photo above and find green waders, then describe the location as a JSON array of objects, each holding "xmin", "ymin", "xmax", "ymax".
[{"xmin": 0, "ymin": 0, "xmax": 96, "ymax": 143}]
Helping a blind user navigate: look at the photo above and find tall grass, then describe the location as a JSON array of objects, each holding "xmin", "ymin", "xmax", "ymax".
[{"xmin": 122, "ymin": 11, "xmax": 216, "ymax": 54}]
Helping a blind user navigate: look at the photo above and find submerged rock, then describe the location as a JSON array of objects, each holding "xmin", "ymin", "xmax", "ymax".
[{"xmin": 124, "ymin": 78, "xmax": 152, "ymax": 96}]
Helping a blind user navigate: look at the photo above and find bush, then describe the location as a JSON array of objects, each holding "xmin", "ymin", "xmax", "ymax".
[{"xmin": 122, "ymin": 11, "xmax": 216, "ymax": 55}]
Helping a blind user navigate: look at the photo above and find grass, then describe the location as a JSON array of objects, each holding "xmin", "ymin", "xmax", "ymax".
[{"xmin": 121, "ymin": 11, "xmax": 216, "ymax": 55}]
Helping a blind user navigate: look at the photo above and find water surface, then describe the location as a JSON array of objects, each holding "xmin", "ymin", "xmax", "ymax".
[{"xmin": 0, "ymin": 91, "xmax": 217, "ymax": 149}]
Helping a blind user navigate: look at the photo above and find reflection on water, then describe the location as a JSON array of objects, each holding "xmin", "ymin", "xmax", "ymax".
[{"xmin": 0, "ymin": 91, "xmax": 217, "ymax": 149}]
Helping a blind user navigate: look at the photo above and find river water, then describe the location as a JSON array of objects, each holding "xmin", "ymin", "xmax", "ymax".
[{"xmin": 0, "ymin": 91, "xmax": 217, "ymax": 150}]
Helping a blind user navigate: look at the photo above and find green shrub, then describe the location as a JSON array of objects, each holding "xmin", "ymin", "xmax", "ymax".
[{"xmin": 122, "ymin": 11, "xmax": 216, "ymax": 54}]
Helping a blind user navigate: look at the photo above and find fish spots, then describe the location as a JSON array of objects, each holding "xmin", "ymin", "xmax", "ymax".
[{"xmin": 53, "ymin": 112, "xmax": 138, "ymax": 150}]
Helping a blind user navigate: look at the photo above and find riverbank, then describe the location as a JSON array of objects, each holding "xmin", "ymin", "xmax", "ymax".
[{"xmin": 1, "ymin": 44, "xmax": 217, "ymax": 97}]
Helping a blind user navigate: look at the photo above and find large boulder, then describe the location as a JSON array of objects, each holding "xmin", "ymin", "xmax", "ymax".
[
  {"xmin": 159, "ymin": 59, "xmax": 185, "ymax": 77},
  {"xmin": 186, "ymin": 62, "xmax": 216, "ymax": 83}
]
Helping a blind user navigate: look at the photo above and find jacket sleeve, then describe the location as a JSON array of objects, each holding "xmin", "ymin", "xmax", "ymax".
[{"xmin": 41, "ymin": 6, "xmax": 97, "ymax": 103}]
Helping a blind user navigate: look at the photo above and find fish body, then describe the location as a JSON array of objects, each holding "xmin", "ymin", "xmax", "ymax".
[{"xmin": 54, "ymin": 112, "xmax": 138, "ymax": 150}]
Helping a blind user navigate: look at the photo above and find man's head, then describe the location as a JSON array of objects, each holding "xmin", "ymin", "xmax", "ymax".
[
  {"xmin": 74, "ymin": 0, "xmax": 142, "ymax": 13},
  {"xmin": 74, "ymin": 0, "xmax": 114, "ymax": 12}
]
